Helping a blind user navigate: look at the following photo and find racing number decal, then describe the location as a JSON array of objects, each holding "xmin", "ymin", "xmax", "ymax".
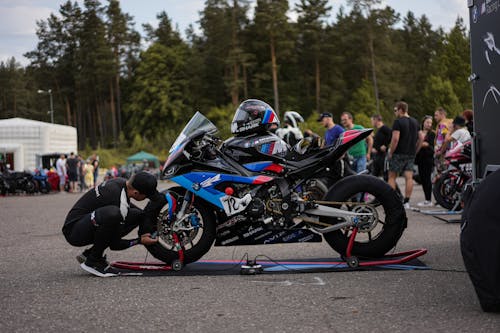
[{"xmin": 220, "ymin": 194, "xmax": 252, "ymax": 216}]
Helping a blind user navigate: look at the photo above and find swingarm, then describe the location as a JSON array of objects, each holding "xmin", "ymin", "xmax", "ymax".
[{"xmin": 303, "ymin": 204, "xmax": 375, "ymax": 234}]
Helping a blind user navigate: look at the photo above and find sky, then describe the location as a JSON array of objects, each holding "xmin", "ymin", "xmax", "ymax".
[{"xmin": 0, "ymin": 0, "xmax": 471, "ymax": 66}]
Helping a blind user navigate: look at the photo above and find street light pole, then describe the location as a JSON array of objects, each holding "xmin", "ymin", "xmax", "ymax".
[
  {"xmin": 37, "ymin": 89, "xmax": 54, "ymax": 123},
  {"xmin": 48, "ymin": 89, "xmax": 54, "ymax": 124}
]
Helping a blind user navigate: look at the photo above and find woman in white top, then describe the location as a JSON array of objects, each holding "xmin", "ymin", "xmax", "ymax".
[{"xmin": 436, "ymin": 116, "xmax": 471, "ymax": 156}]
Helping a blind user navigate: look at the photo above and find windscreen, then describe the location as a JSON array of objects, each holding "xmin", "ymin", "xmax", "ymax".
[{"xmin": 169, "ymin": 112, "xmax": 218, "ymax": 153}]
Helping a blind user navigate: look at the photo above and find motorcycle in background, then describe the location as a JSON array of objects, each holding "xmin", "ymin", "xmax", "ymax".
[
  {"xmin": 0, "ymin": 170, "xmax": 37, "ymax": 194},
  {"xmin": 433, "ymin": 141, "xmax": 472, "ymax": 211},
  {"xmin": 32, "ymin": 169, "xmax": 51, "ymax": 194}
]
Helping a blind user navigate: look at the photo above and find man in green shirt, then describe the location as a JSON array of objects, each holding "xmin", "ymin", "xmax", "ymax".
[{"xmin": 340, "ymin": 112, "xmax": 373, "ymax": 174}]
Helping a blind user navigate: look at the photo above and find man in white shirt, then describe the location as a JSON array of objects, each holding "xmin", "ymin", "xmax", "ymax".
[
  {"xmin": 436, "ymin": 116, "xmax": 471, "ymax": 157},
  {"xmin": 56, "ymin": 154, "xmax": 67, "ymax": 192}
]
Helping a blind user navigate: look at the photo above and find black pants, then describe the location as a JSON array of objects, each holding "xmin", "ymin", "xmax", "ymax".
[
  {"xmin": 417, "ymin": 159, "xmax": 434, "ymax": 201},
  {"xmin": 63, "ymin": 205, "xmax": 144, "ymax": 260},
  {"xmin": 372, "ymin": 153, "xmax": 388, "ymax": 181}
]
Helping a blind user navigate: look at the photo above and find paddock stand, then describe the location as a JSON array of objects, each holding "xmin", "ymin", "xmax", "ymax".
[
  {"xmin": 411, "ymin": 206, "xmax": 462, "ymax": 223},
  {"xmin": 111, "ymin": 233, "xmax": 185, "ymax": 272},
  {"xmin": 110, "ymin": 229, "xmax": 427, "ymax": 274},
  {"xmin": 342, "ymin": 227, "xmax": 427, "ymax": 268}
]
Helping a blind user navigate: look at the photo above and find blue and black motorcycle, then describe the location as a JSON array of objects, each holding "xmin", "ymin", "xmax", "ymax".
[{"xmin": 147, "ymin": 112, "xmax": 406, "ymax": 265}]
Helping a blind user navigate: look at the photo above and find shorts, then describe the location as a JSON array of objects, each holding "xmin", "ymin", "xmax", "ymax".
[
  {"xmin": 68, "ymin": 171, "xmax": 78, "ymax": 182},
  {"xmin": 58, "ymin": 174, "xmax": 66, "ymax": 185},
  {"xmin": 388, "ymin": 154, "xmax": 415, "ymax": 174}
]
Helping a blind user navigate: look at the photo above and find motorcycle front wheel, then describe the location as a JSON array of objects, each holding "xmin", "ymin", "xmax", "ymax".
[
  {"xmin": 146, "ymin": 188, "xmax": 216, "ymax": 265},
  {"xmin": 433, "ymin": 171, "xmax": 461, "ymax": 211},
  {"xmin": 322, "ymin": 175, "xmax": 407, "ymax": 258}
]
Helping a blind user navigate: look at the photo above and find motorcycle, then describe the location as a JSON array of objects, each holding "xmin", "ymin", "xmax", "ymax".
[
  {"xmin": 433, "ymin": 141, "xmax": 472, "ymax": 211},
  {"xmin": 146, "ymin": 112, "xmax": 407, "ymax": 265},
  {"xmin": 33, "ymin": 169, "xmax": 51, "ymax": 194},
  {"xmin": 0, "ymin": 170, "xmax": 37, "ymax": 194}
]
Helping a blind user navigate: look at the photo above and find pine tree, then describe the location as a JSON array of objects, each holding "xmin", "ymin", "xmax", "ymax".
[
  {"xmin": 106, "ymin": 0, "xmax": 140, "ymax": 145},
  {"xmin": 252, "ymin": 0, "xmax": 293, "ymax": 116},
  {"xmin": 296, "ymin": 0, "xmax": 331, "ymax": 114}
]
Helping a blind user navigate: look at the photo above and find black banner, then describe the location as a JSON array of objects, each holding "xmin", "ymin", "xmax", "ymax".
[{"xmin": 470, "ymin": 0, "xmax": 500, "ymax": 177}]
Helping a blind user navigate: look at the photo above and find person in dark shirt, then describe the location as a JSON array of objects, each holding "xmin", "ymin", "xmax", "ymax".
[
  {"xmin": 387, "ymin": 101, "xmax": 421, "ymax": 208},
  {"xmin": 317, "ymin": 112, "xmax": 344, "ymax": 146},
  {"xmin": 62, "ymin": 171, "xmax": 165, "ymax": 277},
  {"xmin": 66, "ymin": 152, "xmax": 79, "ymax": 192},
  {"xmin": 415, "ymin": 116, "xmax": 436, "ymax": 207},
  {"xmin": 370, "ymin": 114, "xmax": 392, "ymax": 180}
]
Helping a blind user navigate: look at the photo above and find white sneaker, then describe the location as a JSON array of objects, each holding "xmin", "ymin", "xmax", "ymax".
[
  {"xmin": 417, "ymin": 200, "xmax": 433, "ymax": 207},
  {"xmin": 403, "ymin": 202, "xmax": 411, "ymax": 209}
]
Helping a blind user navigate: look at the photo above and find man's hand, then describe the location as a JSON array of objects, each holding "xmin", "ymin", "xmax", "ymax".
[
  {"xmin": 366, "ymin": 153, "xmax": 371, "ymax": 161},
  {"xmin": 140, "ymin": 233, "xmax": 158, "ymax": 245},
  {"xmin": 380, "ymin": 145, "xmax": 387, "ymax": 153}
]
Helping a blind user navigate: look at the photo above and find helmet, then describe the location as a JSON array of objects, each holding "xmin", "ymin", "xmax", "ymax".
[
  {"xmin": 283, "ymin": 111, "xmax": 304, "ymax": 128},
  {"xmin": 231, "ymin": 99, "xmax": 280, "ymax": 136}
]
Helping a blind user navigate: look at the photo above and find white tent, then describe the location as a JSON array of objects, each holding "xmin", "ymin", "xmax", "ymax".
[{"xmin": 0, "ymin": 118, "xmax": 77, "ymax": 171}]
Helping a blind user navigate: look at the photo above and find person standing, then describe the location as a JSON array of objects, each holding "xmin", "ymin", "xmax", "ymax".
[
  {"xmin": 433, "ymin": 107, "xmax": 452, "ymax": 177},
  {"xmin": 56, "ymin": 154, "xmax": 67, "ymax": 192},
  {"xmin": 84, "ymin": 160, "xmax": 95, "ymax": 189},
  {"xmin": 78, "ymin": 155, "xmax": 86, "ymax": 192},
  {"xmin": 90, "ymin": 153, "xmax": 99, "ymax": 186},
  {"xmin": 370, "ymin": 114, "xmax": 392, "ymax": 179},
  {"xmin": 66, "ymin": 152, "xmax": 79, "ymax": 193},
  {"xmin": 387, "ymin": 101, "xmax": 421, "ymax": 209},
  {"xmin": 415, "ymin": 116, "xmax": 436, "ymax": 207},
  {"xmin": 340, "ymin": 112, "xmax": 373, "ymax": 174},
  {"xmin": 317, "ymin": 112, "xmax": 344, "ymax": 147}
]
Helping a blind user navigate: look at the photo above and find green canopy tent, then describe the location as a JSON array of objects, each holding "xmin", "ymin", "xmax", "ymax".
[{"xmin": 126, "ymin": 151, "xmax": 160, "ymax": 168}]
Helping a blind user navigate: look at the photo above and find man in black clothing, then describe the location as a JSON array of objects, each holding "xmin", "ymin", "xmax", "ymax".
[
  {"xmin": 66, "ymin": 152, "xmax": 79, "ymax": 192},
  {"xmin": 387, "ymin": 101, "xmax": 421, "ymax": 209},
  {"xmin": 62, "ymin": 171, "xmax": 165, "ymax": 277},
  {"xmin": 370, "ymin": 114, "xmax": 392, "ymax": 180}
]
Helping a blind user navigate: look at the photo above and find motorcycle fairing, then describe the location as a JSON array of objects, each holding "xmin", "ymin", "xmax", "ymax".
[
  {"xmin": 243, "ymin": 161, "xmax": 285, "ymax": 174},
  {"xmin": 171, "ymin": 172, "xmax": 274, "ymax": 210}
]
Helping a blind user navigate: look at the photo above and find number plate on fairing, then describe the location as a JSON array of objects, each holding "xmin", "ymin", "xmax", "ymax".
[{"xmin": 220, "ymin": 193, "xmax": 252, "ymax": 216}]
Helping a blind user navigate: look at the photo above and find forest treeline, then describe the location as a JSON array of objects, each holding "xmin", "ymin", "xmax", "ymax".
[{"xmin": 0, "ymin": 0, "xmax": 471, "ymax": 150}]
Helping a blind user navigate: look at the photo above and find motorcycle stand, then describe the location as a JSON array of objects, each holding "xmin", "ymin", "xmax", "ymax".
[
  {"xmin": 111, "ymin": 233, "xmax": 185, "ymax": 272},
  {"xmin": 411, "ymin": 206, "xmax": 462, "ymax": 223},
  {"xmin": 342, "ymin": 227, "xmax": 428, "ymax": 268}
]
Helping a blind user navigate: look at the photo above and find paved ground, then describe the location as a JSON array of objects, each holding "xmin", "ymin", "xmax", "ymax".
[{"xmin": 1, "ymin": 180, "xmax": 499, "ymax": 332}]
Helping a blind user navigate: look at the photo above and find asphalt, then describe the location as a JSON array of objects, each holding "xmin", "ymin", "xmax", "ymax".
[{"xmin": 1, "ymin": 180, "xmax": 499, "ymax": 332}]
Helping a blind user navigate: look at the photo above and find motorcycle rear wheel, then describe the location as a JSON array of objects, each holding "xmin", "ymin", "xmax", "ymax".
[
  {"xmin": 146, "ymin": 188, "xmax": 216, "ymax": 265},
  {"xmin": 322, "ymin": 175, "xmax": 407, "ymax": 258}
]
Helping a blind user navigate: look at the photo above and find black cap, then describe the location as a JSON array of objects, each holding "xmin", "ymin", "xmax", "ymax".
[
  {"xmin": 452, "ymin": 116, "xmax": 466, "ymax": 127},
  {"xmin": 317, "ymin": 112, "xmax": 333, "ymax": 122},
  {"xmin": 130, "ymin": 171, "xmax": 158, "ymax": 198}
]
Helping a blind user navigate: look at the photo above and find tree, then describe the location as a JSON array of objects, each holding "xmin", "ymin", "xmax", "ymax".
[
  {"xmin": 125, "ymin": 42, "xmax": 190, "ymax": 142},
  {"xmin": 296, "ymin": 0, "xmax": 332, "ymax": 113},
  {"xmin": 253, "ymin": 0, "xmax": 293, "ymax": 116},
  {"xmin": 423, "ymin": 75, "xmax": 462, "ymax": 117},
  {"xmin": 106, "ymin": 0, "xmax": 140, "ymax": 143},
  {"xmin": 432, "ymin": 18, "xmax": 471, "ymax": 110},
  {"xmin": 399, "ymin": 12, "xmax": 444, "ymax": 116}
]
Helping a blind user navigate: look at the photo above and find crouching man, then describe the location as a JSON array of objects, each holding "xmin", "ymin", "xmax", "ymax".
[{"xmin": 62, "ymin": 171, "xmax": 166, "ymax": 277}]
